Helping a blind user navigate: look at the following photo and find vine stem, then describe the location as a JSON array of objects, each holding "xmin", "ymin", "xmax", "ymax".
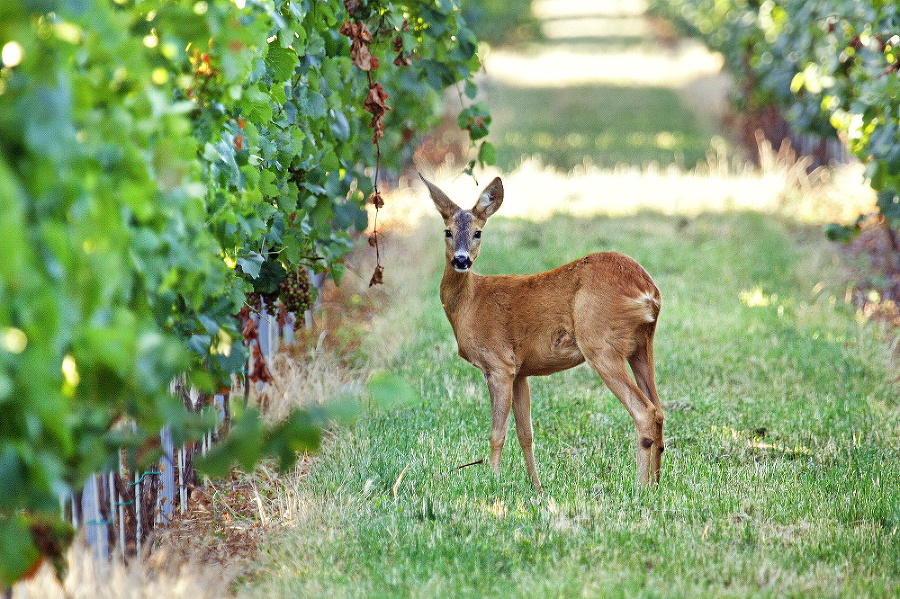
[
  {"xmin": 455, "ymin": 82, "xmax": 481, "ymax": 186},
  {"xmin": 372, "ymin": 199, "xmax": 381, "ymax": 267},
  {"xmin": 366, "ymin": 69, "xmax": 384, "ymax": 286}
]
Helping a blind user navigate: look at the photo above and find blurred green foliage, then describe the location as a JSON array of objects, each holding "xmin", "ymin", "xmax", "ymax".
[
  {"xmin": 460, "ymin": 0, "xmax": 540, "ymax": 46},
  {"xmin": 648, "ymin": 0, "xmax": 900, "ymax": 240},
  {"xmin": 0, "ymin": 0, "xmax": 487, "ymax": 585}
]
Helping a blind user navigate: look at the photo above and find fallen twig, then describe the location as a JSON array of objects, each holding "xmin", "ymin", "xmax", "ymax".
[{"xmin": 456, "ymin": 459, "xmax": 484, "ymax": 470}]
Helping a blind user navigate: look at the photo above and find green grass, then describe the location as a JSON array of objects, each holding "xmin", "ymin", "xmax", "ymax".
[
  {"xmin": 486, "ymin": 84, "xmax": 716, "ymax": 172},
  {"xmin": 244, "ymin": 211, "xmax": 899, "ymax": 598}
]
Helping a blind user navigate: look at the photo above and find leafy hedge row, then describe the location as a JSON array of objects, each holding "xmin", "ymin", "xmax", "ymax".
[
  {"xmin": 0, "ymin": 0, "xmax": 489, "ymax": 585},
  {"xmin": 648, "ymin": 0, "xmax": 900, "ymax": 239}
]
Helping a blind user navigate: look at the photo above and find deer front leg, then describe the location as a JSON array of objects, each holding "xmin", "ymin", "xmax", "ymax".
[
  {"xmin": 513, "ymin": 375, "xmax": 542, "ymax": 492},
  {"xmin": 485, "ymin": 372, "xmax": 513, "ymax": 475}
]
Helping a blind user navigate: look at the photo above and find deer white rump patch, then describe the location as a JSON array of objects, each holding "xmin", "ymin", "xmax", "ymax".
[{"xmin": 635, "ymin": 292, "xmax": 660, "ymax": 323}]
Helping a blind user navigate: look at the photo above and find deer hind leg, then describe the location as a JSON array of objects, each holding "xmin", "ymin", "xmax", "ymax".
[
  {"xmin": 485, "ymin": 372, "xmax": 514, "ymax": 475},
  {"xmin": 628, "ymin": 324, "xmax": 664, "ymax": 483},
  {"xmin": 513, "ymin": 375, "xmax": 542, "ymax": 492},
  {"xmin": 581, "ymin": 346, "xmax": 659, "ymax": 486}
]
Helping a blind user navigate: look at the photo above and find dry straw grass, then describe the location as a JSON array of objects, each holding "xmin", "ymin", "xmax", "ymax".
[
  {"xmin": 392, "ymin": 136, "xmax": 874, "ymax": 229},
  {"xmin": 13, "ymin": 540, "xmax": 237, "ymax": 599},
  {"xmin": 252, "ymin": 350, "xmax": 364, "ymax": 424}
]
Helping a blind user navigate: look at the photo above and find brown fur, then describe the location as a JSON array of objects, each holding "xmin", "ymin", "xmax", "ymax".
[{"xmin": 422, "ymin": 175, "xmax": 664, "ymax": 491}]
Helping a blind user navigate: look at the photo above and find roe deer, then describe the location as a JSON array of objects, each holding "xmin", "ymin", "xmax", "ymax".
[{"xmin": 422, "ymin": 174, "xmax": 663, "ymax": 491}]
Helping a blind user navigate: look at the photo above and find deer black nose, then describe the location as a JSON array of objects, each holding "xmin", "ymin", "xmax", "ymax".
[{"xmin": 451, "ymin": 255, "xmax": 472, "ymax": 271}]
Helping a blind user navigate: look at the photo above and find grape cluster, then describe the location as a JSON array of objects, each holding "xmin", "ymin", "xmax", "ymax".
[
  {"xmin": 279, "ymin": 266, "xmax": 313, "ymax": 315},
  {"xmin": 246, "ymin": 289, "xmax": 279, "ymax": 315}
]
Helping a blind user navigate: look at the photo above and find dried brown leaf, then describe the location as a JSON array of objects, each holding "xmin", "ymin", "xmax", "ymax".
[
  {"xmin": 351, "ymin": 40, "xmax": 373, "ymax": 71},
  {"xmin": 369, "ymin": 264, "xmax": 384, "ymax": 287},
  {"xmin": 241, "ymin": 312, "xmax": 258, "ymax": 341},
  {"xmin": 363, "ymin": 82, "xmax": 390, "ymax": 116},
  {"xmin": 357, "ymin": 22, "xmax": 373, "ymax": 43},
  {"xmin": 370, "ymin": 114, "xmax": 385, "ymax": 142},
  {"xmin": 249, "ymin": 342, "xmax": 272, "ymax": 383}
]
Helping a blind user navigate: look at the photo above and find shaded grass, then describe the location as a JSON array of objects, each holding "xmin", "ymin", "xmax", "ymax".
[
  {"xmin": 486, "ymin": 83, "xmax": 717, "ymax": 171},
  {"xmin": 245, "ymin": 211, "xmax": 899, "ymax": 598}
]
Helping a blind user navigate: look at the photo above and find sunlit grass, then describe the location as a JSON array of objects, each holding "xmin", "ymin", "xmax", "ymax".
[
  {"xmin": 484, "ymin": 82, "xmax": 715, "ymax": 171},
  {"xmin": 244, "ymin": 203, "xmax": 899, "ymax": 598},
  {"xmin": 485, "ymin": 82, "xmax": 716, "ymax": 172}
]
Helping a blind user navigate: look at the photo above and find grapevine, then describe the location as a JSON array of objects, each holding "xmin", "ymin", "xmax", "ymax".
[
  {"xmin": 648, "ymin": 0, "xmax": 900, "ymax": 252},
  {"xmin": 0, "ymin": 0, "xmax": 493, "ymax": 584}
]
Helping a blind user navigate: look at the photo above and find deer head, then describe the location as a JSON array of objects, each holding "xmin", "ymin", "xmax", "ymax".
[{"xmin": 420, "ymin": 174, "xmax": 504, "ymax": 272}]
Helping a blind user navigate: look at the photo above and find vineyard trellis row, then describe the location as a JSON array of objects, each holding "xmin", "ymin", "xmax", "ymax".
[
  {"xmin": 1, "ymin": 0, "xmax": 494, "ymax": 585},
  {"xmin": 648, "ymin": 0, "xmax": 900, "ymax": 246},
  {"xmin": 60, "ymin": 300, "xmax": 294, "ymax": 566}
]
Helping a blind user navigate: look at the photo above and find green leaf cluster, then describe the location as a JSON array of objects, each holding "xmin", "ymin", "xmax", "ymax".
[
  {"xmin": 648, "ymin": 0, "xmax": 900, "ymax": 235},
  {"xmin": 0, "ymin": 0, "xmax": 481, "ymax": 585}
]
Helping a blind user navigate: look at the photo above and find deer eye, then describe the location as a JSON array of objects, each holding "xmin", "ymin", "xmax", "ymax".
[
  {"xmin": 473, "ymin": 230, "xmax": 481, "ymax": 239},
  {"xmin": 444, "ymin": 229, "xmax": 452, "ymax": 239}
]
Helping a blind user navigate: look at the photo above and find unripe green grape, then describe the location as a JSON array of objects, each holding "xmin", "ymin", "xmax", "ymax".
[{"xmin": 279, "ymin": 266, "xmax": 313, "ymax": 315}]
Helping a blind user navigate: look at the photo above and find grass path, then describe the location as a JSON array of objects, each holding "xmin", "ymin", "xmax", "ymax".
[
  {"xmin": 483, "ymin": 0, "xmax": 730, "ymax": 171},
  {"xmin": 240, "ymin": 1, "xmax": 898, "ymax": 597},
  {"xmin": 245, "ymin": 207, "xmax": 898, "ymax": 597}
]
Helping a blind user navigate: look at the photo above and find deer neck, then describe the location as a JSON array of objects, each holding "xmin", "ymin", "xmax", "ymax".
[{"xmin": 440, "ymin": 264, "xmax": 477, "ymax": 326}]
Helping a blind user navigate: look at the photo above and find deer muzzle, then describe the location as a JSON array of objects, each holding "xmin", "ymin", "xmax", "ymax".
[{"xmin": 451, "ymin": 253, "xmax": 472, "ymax": 271}]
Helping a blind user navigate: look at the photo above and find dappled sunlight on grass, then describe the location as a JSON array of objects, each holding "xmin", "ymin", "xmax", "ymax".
[
  {"xmin": 739, "ymin": 287, "xmax": 777, "ymax": 308},
  {"xmin": 384, "ymin": 154, "xmax": 874, "ymax": 234},
  {"xmin": 480, "ymin": 58, "xmax": 725, "ymax": 170},
  {"xmin": 533, "ymin": 0, "xmax": 648, "ymax": 20},
  {"xmin": 476, "ymin": 0, "xmax": 731, "ymax": 172},
  {"xmin": 708, "ymin": 424, "xmax": 814, "ymax": 459},
  {"xmin": 485, "ymin": 498, "xmax": 509, "ymax": 518},
  {"xmin": 484, "ymin": 40, "xmax": 723, "ymax": 89}
]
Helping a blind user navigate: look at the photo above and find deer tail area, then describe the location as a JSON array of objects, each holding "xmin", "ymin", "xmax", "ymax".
[{"xmin": 637, "ymin": 292, "xmax": 661, "ymax": 324}]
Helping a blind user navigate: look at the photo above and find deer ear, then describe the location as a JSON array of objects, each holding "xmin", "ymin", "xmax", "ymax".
[
  {"xmin": 473, "ymin": 177, "xmax": 503, "ymax": 219},
  {"xmin": 419, "ymin": 173, "xmax": 460, "ymax": 220}
]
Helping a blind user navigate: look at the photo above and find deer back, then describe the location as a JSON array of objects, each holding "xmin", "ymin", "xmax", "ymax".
[{"xmin": 441, "ymin": 252, "xmax": 659, "ymax": 378}]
